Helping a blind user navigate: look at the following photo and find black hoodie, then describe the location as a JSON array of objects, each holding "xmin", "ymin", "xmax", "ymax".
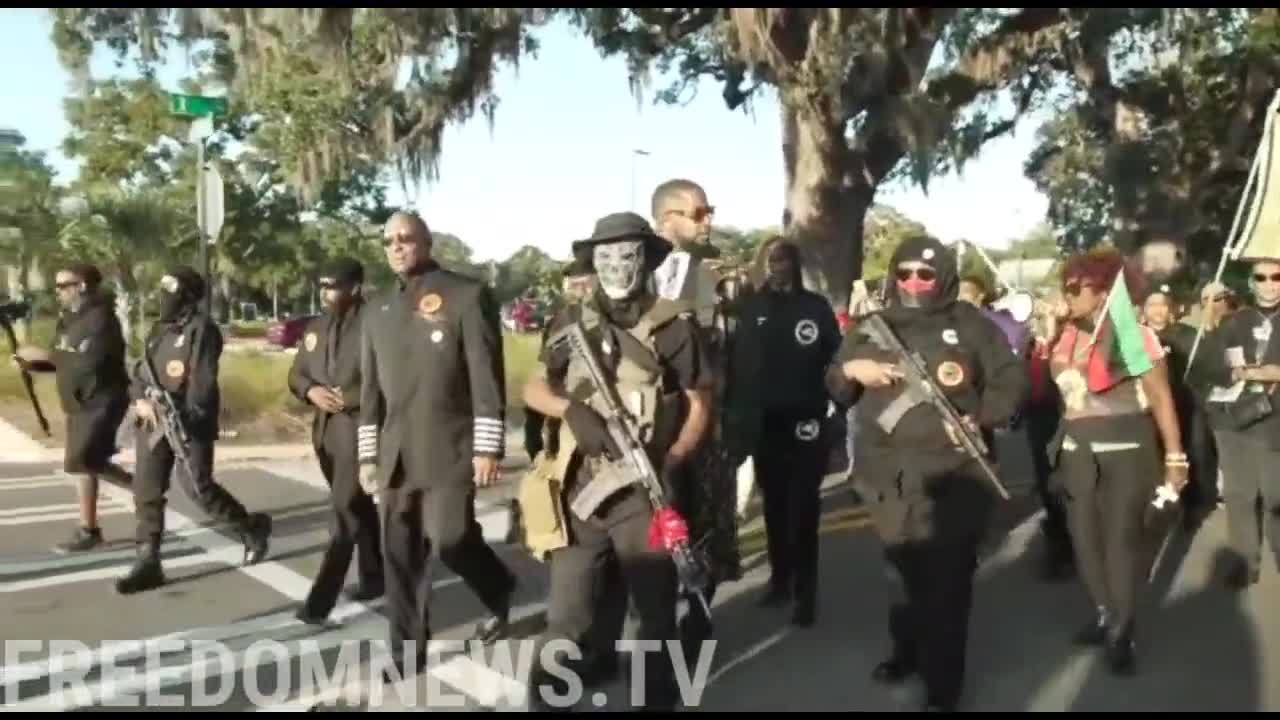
[{"xmin": 834, "ymin": 235, "xmax": 1027, "ymax": 469}]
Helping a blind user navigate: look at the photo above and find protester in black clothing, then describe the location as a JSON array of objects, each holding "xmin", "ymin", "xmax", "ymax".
[
  {"xmin": 1143, "ymin": 283, "xmax": 1215, "ymax": 522},
  {"xmin": 13, "ymin": 263, "xmax": 132, "ymax": 553},
  {"xmin": 1197, "ymin": 259, "xmax": 1280, "ymax": 589},
  {"xmin": 727, "ymin": 236, "xmax": 840, "ymax": 626},
  {"xmin": 358, "ymin": 212, "xmax": 517, "ymax": 676},
  {"xmin": 827, "ymin": 235, "xmax": 1027, "ymax": 711},
  {"xmin": 522, "ymin": 212, "xmax": 712, "ymax": 711},
  {"xmin": 288, "ymin": 259, "xmax": 383, "ymax": 623},
  {"xmin": 116, "ymin": 266, "xmax": 273, "ymax": 594}
]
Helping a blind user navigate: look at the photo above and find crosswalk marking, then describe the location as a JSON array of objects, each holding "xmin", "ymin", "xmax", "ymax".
[{"xmin": 0, "ymin": 505, "xmax": 132, "ymax": 526}]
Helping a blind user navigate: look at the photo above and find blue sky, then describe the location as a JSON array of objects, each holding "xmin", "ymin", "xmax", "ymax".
[{"xmin": 3, "ymin": 8, "xmax": 1051, "ymax": 263}]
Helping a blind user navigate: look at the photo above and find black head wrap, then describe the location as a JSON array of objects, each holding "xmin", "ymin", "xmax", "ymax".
[{"xmin": 882, "ymin": 235, "xmax": 959, "ymax": 323}]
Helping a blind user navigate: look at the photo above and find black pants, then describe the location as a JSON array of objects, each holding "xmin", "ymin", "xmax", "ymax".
[
  {"xmin": 379, "ymin": 470, "xmax": 515, "ymax": 666},
  {"xmin": 1215, "ymin": 431, "xmax": 1280, "ymax": 575},
  {"xmin": 134, "ymin": 431, "xmax": 250, "ymax": 543},
  {"xmin": 755, "ymin": 413, "xmax": 826, "ymax": 609},
  {"xmin": 1186, "ymin": 407, "xmax": 1219, "ymax": 507},
  {"xmin": 302, "ymin": 415, "xmax": 383, "ymax": 618},
  {"xmin": 533, "ymin": 488, "xmax": 679, "ymax": 711},
  {"xmin": 883, "ymin": 535, "xmax": 980, "ymax": 708},
  {"xmin": 1055, "ymin": 435, "xmax": 1158, "ymax": 635}
]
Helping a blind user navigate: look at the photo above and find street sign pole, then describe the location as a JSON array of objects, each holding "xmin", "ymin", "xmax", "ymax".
[
  {"xmin": 172, "ymin": 94, "xmax": 226, "ymax": 315},
  {"xmin": 190, "ymin": 115, "xmax": 214, "ymax": 313}
]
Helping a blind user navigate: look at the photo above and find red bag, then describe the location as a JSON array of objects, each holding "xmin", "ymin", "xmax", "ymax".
[{"xmin": 647, "ymin": 507, "xmax": 689, "ymax": 552}]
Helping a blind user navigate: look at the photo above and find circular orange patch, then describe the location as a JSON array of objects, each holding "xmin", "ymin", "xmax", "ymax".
[
  {"xmin": 936, "ymin": 361, "xmax": 965, "ymax": 387},
  {"xmin": 418, "ymin": 293, "xmax": 443, "ymax": 316},
  {"xmin": 166, "ymin": 360, "xmax": 185, "ymax": 379}
]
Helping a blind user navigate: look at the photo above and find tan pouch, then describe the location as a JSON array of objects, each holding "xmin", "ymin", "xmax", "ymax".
[{"xmin": 517, "ymin": 450, "xmax": 569, "ymax": 562}]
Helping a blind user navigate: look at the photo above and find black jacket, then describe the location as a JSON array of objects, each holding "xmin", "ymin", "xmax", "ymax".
[
  {"xmin": 358, "ymin": 262, "xmax": 506, "ymax": 488},
  {"xmin": 52, "ymin": 295, "xmax": 129, "ymax": 414},
  {"xmin": 726, "ymin": 285, "xmax": 841, "ymax": 456},
  {"xmin": 827, "ymin": 236, "xmax": 1027, "ymax": 545},
  {"xmin": 288, "ymin": 300, "xmax": 365, "ymax": 449},
  {"xmin": 130, "ymin": 313, "xmax": 223, "ymax": 439}
]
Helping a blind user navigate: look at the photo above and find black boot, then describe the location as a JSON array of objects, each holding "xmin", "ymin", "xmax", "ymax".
[
  {"xmin": 1105, "ymin": 621, "xmax": 1137, "ymax": 676},
  {"xmin": 241, "ymin": 513, "xmax": 272, "ymax": 565},
  {"xmin": 116, "ymin": 538, "xmax": 164, "ymax": 595}
]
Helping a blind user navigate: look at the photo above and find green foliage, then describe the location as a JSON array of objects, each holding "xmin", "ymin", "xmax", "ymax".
[
  {"xmin": 862, "ymin": 205, "xmax": 929, "ymax": 282},
  {"xmin": 1025, "ymin": 7, "xmax": 1280, "ymax": 273}
]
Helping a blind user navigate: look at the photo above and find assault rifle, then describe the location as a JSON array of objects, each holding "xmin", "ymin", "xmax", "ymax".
[
  {"xmin": 135, "ymin": 351, "xmax": 195, "ymax": 483},
  {"xmin": 857, "ymin": 312, "xmax": 1011, "ymax": 500},
  {"xmin": 546, "ymin": 320, "xmax": 713, "ymax": 619}
]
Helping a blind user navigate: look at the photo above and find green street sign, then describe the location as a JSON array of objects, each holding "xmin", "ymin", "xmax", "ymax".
[{"xmin": 169, "ymin": 93, "xmax": 228, "ymax": 118}]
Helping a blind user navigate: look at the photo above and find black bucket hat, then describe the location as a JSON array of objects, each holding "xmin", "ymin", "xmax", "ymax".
[{"xmin": 571, "ymin": 212, "xmax": 672, "ymax": 274}]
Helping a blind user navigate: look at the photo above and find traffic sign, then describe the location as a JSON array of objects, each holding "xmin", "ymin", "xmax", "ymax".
[{"xmin": 169, "ymin": 93, "xmax": 227, "ymax": 118}]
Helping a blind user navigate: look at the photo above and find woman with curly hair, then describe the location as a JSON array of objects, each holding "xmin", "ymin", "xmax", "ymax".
[{"xmin": 1043, "ymin": 248, "xmax": 1188, "ymax": 676}]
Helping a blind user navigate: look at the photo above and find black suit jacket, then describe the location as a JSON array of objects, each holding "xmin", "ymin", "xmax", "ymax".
[
  {"xmin": 288, "ymin": 301, "xmax": 365, "ymax": 449},
  {"xmin": 358, "ymin": 262, "xmax": 506, "ymax": 489}
]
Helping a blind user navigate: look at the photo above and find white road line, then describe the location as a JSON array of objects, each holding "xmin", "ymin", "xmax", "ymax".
[
  {"xmin": 0, "ymin": 506, "xmax": 132, "ymax": 527},
  {"xmin": 0, "ymin": 474, "xmax": 66, "ymax": 486},
  {"xmin": 0, "ymin": 478, "xmax": 73, "ymax": 491},
  {"xmin": 0, "ymin": 501, "xmax": 128, "ymax": 518},
  {"xmin": 1, "ymin": 550, "xmax": 218, "ymax": 594}
]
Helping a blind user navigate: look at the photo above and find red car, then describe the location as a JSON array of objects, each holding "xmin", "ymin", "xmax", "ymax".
[{"xmin": 266, "ymin": 315, "xmax": 317, "ymax": 349}]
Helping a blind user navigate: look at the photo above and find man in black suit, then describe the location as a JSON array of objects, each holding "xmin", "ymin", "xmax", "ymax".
[
  {"xmin": 358, "ymin": 212, "xmax": 517, "ymax": 676},
  {"xmin": 289, "ymin": 258, "xmax": 383, "ymax": 623}
]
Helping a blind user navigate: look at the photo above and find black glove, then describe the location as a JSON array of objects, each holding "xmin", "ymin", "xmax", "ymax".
[{"xmin": 564, "ymin": 400, "xmax": 621, "ymax": 460}]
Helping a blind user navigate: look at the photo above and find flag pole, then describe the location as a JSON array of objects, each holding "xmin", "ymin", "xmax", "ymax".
[
  {"xmin": 1184, "ymin": 89, "xmax": 1280, "ymax": 380},
  {"xmin": 1087, "ymin": 267, "xmax": 1122, "ymax": 349}
]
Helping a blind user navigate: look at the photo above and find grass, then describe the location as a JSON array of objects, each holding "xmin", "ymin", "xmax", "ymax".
[{"xmin": 0, "ymin": 330, "xmax": 545, "ymax": 445}]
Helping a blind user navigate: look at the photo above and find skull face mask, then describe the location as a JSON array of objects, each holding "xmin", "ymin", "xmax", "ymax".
[{"xmin": 593, "ymin": 240, "xmax": 644, "ymax": 300}]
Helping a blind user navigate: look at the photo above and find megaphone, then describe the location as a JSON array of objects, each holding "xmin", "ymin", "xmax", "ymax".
[{"xmin": 992, "ymin": 290, "xmax": 1036, "ymax": 324}]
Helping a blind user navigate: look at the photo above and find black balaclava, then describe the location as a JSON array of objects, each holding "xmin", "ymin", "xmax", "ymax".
[
  {"xmin": 158, "ymin": 266, "xmax": 204, "ymax": 324},
  {"xmin": 882, "ymin": 235, "xmax": 959, "ymax": 323}
]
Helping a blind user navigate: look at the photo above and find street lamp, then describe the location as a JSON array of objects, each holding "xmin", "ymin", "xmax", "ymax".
[{"xmin": 631, "ymin": 148, "xmax": 650, "ymax": 213}]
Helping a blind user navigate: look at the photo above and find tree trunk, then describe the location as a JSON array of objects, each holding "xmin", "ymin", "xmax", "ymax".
[{"xmin": 780, "ymin": 101, "xmax": 875, "ymax": 310}]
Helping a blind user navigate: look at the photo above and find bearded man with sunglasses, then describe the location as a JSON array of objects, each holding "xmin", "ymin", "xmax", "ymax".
[
  {"xmin": 826, "ymin": 235, "xmax": 1027, "ymax": 711},
  {"xmin": 1198, "ymin": 259, "xmax": 1280, "ymax": 589}
]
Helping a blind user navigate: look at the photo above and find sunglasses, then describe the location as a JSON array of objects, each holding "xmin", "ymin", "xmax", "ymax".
[
  {"xmin": 54, "ymin": 281, "xmax": 79, "ymax": 290},
  {"xmin": 1252, "ymin": 272, "xmax": 1280, "ymax": 283},
  {"xmin": 894, "ymin": 267, "xmax": 936, "ymax": 282},
  {"xmin": 1062, "ymin": 281, "xmax": 1096, "ymax": 297}
]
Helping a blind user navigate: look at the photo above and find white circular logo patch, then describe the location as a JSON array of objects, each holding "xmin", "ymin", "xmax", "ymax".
[
  {"xmin": 795, "ymin": 420, "xmax": 820, "ymax": 442},
  {"xmin": 430, "ymin": 330, "xmax": 444, "ymax": 344},
  {"xmin": 795, "ymin": 319, "xmax": 819, "ymax": 346},
  {"xmin": 942, "ymin": 329, "xmax": 958, "ymax": 345}
]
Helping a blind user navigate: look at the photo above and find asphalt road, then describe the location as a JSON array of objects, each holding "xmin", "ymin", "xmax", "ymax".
[{"xmin": 2, "ymin": 431, "xmax": 1280, "ymax": 711}]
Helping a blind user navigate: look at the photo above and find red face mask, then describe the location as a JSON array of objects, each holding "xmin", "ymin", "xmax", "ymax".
[{"xmin": 897, "ymin": 277, "xmax": 936, "ymax": 296}]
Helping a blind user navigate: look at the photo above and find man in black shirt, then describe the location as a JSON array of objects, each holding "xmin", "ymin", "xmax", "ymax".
[
  {"xmin": 522, "ymin": 212, "xmax": 712, "ymax": 711},
  {"xmin": 358, "ymin": 212, "xmax": 517, "ymax": 676},
  {"xmin": 13, "ymin": 263, "xmax": 132, "ymax": 553},
  {"xmin": 288, "ymin": 258, "xmax": 383, "ymax": 623},
  {"xmin": 726, "ymin": 237, "xmax": 840, "ymax": 626},
  {"xmin": 1197, "ymin": 259, "xmax": 1280, "ymax": 588}
]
